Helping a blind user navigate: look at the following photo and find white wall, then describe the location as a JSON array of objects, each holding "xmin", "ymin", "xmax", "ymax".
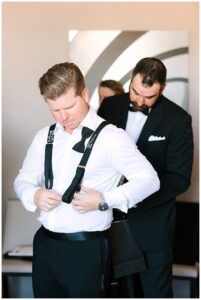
[{"xmin": 2, "ymin": 2, "xmax": 199, "ymax": 234}]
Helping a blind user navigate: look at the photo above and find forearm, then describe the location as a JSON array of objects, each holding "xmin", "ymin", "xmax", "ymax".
[{"xmin": 104, "ymin": 169, "xmax": 160, "ymax": 212}]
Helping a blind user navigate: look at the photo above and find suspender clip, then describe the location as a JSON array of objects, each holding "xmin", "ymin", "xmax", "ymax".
[
  {"xmin": 78, "ymin": 165, "xmax": 85, "ymax": 169},
  {"xmin": 47, "ymin": 130, "xmax": 55, "ymax": 144}
]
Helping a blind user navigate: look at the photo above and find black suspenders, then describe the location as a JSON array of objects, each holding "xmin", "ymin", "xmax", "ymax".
[
  {"xmin": 44, "ymin": 123, "xmax": 56, "ymax": 189},
  {"xmin": 44, "ymin": 121, "xmax": 108, "ymax": 203}
]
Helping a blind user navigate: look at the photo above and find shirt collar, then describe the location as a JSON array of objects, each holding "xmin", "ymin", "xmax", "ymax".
[{"xmin": 79, "ymin": 107, "xmax": 97, "ymax": 132}]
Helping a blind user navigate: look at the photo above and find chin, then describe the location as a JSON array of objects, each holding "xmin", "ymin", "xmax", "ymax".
[{"xmin": 65, "ymin": 123, "xmax": 79, "ymax": 131}]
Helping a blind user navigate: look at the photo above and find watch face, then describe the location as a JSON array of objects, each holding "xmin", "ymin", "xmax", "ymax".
[{"xmin": 99, "ymin": 202, "xmax": 109, "ymax": 211}]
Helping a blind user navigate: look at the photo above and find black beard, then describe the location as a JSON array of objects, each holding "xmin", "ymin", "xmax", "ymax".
[{"xmin": 130, "ymin": 101, "xmax": 149, "ymax": 112}]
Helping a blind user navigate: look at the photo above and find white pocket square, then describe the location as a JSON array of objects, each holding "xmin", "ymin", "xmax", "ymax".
[{"xmin": 148, "ymin": 135, "xmax": 166, "ymax": 141}]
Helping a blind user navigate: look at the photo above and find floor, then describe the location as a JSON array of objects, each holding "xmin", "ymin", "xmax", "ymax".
[{"xmin": 3, "ymin": 276, "xmax": 197, "ymax": 298}]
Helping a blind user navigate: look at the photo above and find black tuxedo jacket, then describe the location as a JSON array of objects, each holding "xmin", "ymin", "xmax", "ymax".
[{"xmin": 98, "ymin": 93, "xmax": 194, "ymax": 251}]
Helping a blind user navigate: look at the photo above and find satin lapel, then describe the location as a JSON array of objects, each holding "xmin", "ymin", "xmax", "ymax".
[
  {"xmin": 118, "ymin": 93, "xmax": 130, "ymax": 129},
  {"xmin": 137, "ymin": 98, "xmax": 165, "ymax": 149}
]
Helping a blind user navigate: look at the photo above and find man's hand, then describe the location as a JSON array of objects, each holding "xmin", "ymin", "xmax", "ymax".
[
  {"xmin": 72, "ymin": 186, "xmax": 101, "ymax": 213},
  {"xmin": 34, "ymin": 188, "xmax": 62, "ymax": 212}
]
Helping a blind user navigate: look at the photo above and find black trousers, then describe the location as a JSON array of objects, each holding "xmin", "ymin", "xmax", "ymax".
[
  {"xmin": 32, "ymin": 227, "xmax": 110, "ymax": 298},
  {"xmin": 117, "ymin": 247, "xmax": 173, "ymax": 298}
]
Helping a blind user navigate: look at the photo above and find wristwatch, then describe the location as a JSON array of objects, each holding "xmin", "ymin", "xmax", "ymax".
[{"xmin": 98, "ymin": 193, "xmax": 109, "ymax": 211}]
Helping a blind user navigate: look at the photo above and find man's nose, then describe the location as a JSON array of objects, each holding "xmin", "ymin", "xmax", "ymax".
[
  {"xmin": 60, "ymin": 110, "xmax": 68, "ymax": 120},
  {"xmin": 137, "ymin": 95, "xmax": 145, "ymax": 106}
]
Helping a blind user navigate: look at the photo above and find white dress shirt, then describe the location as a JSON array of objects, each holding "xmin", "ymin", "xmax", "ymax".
[
  {"xmin": 14, "ymin": 107, "xmax": 159, "ymax": 233},
  {"xmin": 126, "ymin": 111, "xmax": 148, "ymax": 143}
]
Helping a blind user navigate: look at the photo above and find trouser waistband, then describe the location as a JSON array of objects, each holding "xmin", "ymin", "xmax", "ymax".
[{"xmin": 41, "ymin": 226, "xmax": 109, "ymax": 241}]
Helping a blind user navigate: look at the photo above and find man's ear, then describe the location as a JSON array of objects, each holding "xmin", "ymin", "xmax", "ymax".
[
  {"xmin": 82, "ymin": 87, "xmax": 90, "ymax": 103},
  {"xmin": 160, "ymin": 83, "xmax": 166, "ymax": 95}
]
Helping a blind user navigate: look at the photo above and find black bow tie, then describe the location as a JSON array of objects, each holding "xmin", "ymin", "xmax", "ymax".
[
  {"xmin": 128, "ymin": 103, "xmax": 150, "ymax": 116},
  {"xmin": 73, "ymin": 127, "xmax": 94, "ymax": 153}
]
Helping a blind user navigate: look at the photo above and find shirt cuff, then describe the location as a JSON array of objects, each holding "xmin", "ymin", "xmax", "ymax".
[
  {"xmin": 103, "ymin": 190, "xmax": 129, "ymax": 213},
  {"xmin": 21, "ymin": 187, "xmax": 40, "ymax": 212}
]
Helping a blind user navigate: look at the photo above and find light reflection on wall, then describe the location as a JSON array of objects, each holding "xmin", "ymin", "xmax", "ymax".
[{"xmin": 69, "ymin": 30, "xmax": 188, "ymax": 111}]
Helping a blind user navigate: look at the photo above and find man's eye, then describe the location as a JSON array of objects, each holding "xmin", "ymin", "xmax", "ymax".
[{"xmin": 66, "ymin": 105, "xmax": 74, "ymax": 110}]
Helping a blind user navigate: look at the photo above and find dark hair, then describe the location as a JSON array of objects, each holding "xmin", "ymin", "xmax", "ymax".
[
  {"xmin": 39, "ymin": 62, "xmax": 85, "ymax": 100},
  {"xmin": 132, "ymin": 57, "xmax": 167, "ymax": 86},
  {"xmin": 99, "ymin": 80, "xmax": 125, "ymax": 95}
]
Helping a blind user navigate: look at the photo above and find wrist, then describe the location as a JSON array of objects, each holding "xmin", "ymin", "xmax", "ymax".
[{"xmin": 98, "ymin": 193, "xmax": 109, "ymax": 211}]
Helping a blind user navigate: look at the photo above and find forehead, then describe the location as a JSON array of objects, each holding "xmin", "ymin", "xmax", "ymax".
[
  {"xmin": 46, "ymin": 88, "xmax": 77, "ymax": 108},
  {"xmin": 99, "ymin": 86, "xmax": 114, "ymax": 94},
  {"xmin": 131, "ymin": 74, "xmax": 161, "ymax": 95}
]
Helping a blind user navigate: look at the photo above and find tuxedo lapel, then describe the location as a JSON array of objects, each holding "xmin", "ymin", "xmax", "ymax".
[
  {"xmin": 113, "ymin": 93, "xmax": 130, "ymax": 130},
  {"xmin": 137, "ymin": 98, "xmax": 165, "ymax": 149},
  {"xmin": 121, "ymin": 95, "xmax": 130, "ymax": 129}
]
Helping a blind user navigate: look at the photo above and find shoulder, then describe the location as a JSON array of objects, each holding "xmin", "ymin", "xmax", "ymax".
[
  {"xmin": 98, "ymin": 93, "xmax": 129, "ymax": 109},
  {"xmin": 103, "ymin": 92, "xmax": 129, "ymax": 105},
  {"xmin": 101, "ymin": 122, "xmax": 134, "ymax": 146},
  {"xmin": 98, "ymin": 123, "xmax": 139, "ymax": 162},
  {"xmin": 98, "ymin": 93, "xmax": 129, "ymax": 123},
  {"xmin": 31, "ymin": 124, "xmax": 55, "ymax": 145},
  {"xmin": 162, "ymin": 96, "xmax": 190, "ymax": 116},
  {"xmin": 157, "ymin": 96, "xmax": 192, "ymax": 123}
]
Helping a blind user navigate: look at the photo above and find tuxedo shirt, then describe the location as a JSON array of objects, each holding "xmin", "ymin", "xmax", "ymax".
[
  {"xmin": 14, "ymin": 107, "xmax": 159, "ymax": 233},
  {"xmin": 126, "ymin": 111, "xmax": 148, "ymax": 142}
]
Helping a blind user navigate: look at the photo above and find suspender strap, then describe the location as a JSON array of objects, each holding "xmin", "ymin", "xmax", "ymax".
[
  {"xmin": 62, "ymin": 120, "xmax": 108, "ymax": 204},
  {"xmin": 44, "ymin": 123, "xmax": 56, "ymax": 189}
]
